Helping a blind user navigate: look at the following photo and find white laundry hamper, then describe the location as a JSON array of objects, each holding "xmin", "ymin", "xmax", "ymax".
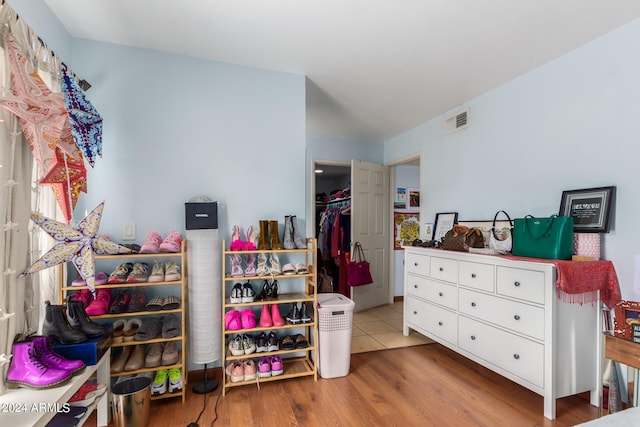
[{"xmin": 317, "ymin": 293, "xmax": 355, "ymax": 378}]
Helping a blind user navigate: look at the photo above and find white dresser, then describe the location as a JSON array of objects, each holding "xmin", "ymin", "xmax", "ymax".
[{"xmin": 403, "ymin": 247, "xmax": 599, "ymax": 420}]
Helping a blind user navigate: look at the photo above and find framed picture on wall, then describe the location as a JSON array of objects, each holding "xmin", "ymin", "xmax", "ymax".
[
  {"xmin": 559, "ymin": 186, "xmax": 616, "ymax": 233},
  {"xmin": 394, "ymin": 211, "xmax": 420, "ymax": 250}
]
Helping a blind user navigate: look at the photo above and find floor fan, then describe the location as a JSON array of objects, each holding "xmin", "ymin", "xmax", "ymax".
[{"xmin": 185, "ymin": 200, "xmax": 221, "ymax": 394}]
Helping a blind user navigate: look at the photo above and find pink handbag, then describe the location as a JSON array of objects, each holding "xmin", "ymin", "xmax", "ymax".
[{"xmin": 347, "ymin": 242, "xmax": 374, "ymax": 287}]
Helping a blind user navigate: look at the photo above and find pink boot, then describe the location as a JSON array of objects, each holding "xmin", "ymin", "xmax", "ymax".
[
  {"xmin": 260, "ymin": 305, "xmax": 273, "ymax": 328},
  {"xmin": 271, "ymin": 304, "xmax": 285, "ymax": 326},
  {"xmin": 6, "ymin": 340, "xmax": 71, "ymax": 388}
]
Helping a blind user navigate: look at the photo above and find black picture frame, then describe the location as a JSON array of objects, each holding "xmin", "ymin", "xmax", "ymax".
[
  {"xmin": 433, "ymin": 212, "xmax": 458, "ymax": 242},
  {"xmin": 559, "ymin": 186, "xmax": 615, "ymax": 233}
]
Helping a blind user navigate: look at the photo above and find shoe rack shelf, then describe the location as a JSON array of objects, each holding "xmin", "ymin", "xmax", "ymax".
[
  {"xmin": 58, "ymin": 241, "xmax": 188, "ymax": 403},
  {"xmin": 221, "ymin": 238, "xmax": 318, "ymax": 394}
]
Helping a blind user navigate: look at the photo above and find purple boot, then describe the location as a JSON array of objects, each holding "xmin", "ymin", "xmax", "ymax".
[
  {"xmin": 6, "ymin": 340, "xmax": 71, "ymax": 388},
  {"xmin": 28, "ymin": 335, "xmax": 86, "ymax": 375}
]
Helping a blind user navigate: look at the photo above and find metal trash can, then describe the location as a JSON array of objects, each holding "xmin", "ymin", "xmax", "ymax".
[
  {"xmin": 317, "ymin": 293, "xmax": 356, "ymax": 378},
  {"xmin": 111, "ymin": 376, "xmax": 152, "ymax": 427}
]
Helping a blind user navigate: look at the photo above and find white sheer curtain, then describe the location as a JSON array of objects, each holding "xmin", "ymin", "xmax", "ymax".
[{"xmin": 0, "ymin": 4, "xmax": 67, "ymax": 394}]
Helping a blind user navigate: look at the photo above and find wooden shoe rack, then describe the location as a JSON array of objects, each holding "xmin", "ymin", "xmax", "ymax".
[
  {"xmin": 221, "ymin": 238, "xmax": 318, "ymax": 395},
  {"xmin": 59, "ymin": 241, "xmax": 188, "ymax": 403}
]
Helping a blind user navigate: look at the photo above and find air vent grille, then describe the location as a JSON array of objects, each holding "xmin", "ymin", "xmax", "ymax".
[{"xmin": 444, "ymin": 108, "xmax": 469, "ymax": 134}]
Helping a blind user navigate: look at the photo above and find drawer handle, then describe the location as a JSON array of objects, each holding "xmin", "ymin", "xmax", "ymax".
[
  {"xmin": 413, "ymin": 310, "xmax": 418, "ymax": 315},
  {"xmin": 471, "ymin": 302, "xmax": 476, "ymax": 307},
  {"xmin": 471, "ymin": 273, "xmax": 476, "ymax": 278},
  {"xmin": 414, "ymin": 284, "xmax": 418, "ymax": 289},
  {"xmin": 438, "ymin": 292, "xmax": 443, "ymax": 297},
  {"xmin": 514, "ymin": 314, "xmax": 520, "ymax": 321},
  {"xmin": 438, "ymin": 321, "xmax": 443, "ymax": 326},
  {"xmin": 513, "ymin": 354, "xmax": 520, "ymax": 360},
  {"xmin": 414, "ymin": 262, "xmax": 418, "ymax": 266},
  {"xmin": 439, "ymin": 267, "xmax": 444, "ymax": 272},
  {"xmin": 471, "ymin": 335, "xmax": 476, "ymax": 340},
  {"xmin": 514, "ymin": 281, "xmax": 521, "ymax": 287}
]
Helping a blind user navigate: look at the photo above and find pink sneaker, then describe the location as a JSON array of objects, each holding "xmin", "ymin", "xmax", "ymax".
[
  {"xmin": 225, "ymin": 310, "xmax": 241, "ymax": 331},
  {"xmin": 159, "ymin": 231, "xmax": 183, "ymax": 253},
  {"xmin": 244, "ymin": 359, "xmax": 257, "ymax": 381},
  {"xmin": 270, "ymin": 355, "xmax": 283, "ymax": 376},
  {"xmin": 240, "ymin": 309, "xmax": 256, "ymax": 329},
  {"xmin": 258, "ymin": 357, "xmax": 271, "ymax": 377},
  {"xmin": 139, "ymin": 231, "xmax": 162, "ymax": 254},
  {"xmin": 85, "ymin": 289, "xmax": 112, "ymax": 316}
]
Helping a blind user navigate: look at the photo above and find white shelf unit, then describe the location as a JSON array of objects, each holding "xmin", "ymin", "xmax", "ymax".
[
  {"xmin": 220, "ymin": 238, "xmax": 318, "ymax": 395},
  {"xmin": 0, "ymin": 349, "xmax": 110, "ymax": 427},
  {"xmin": 59, "ymin": 241, "xmax": 188, "ymax": 403}
]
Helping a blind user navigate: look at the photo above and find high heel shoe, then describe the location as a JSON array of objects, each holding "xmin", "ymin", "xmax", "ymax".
[
  {"xmin": 270, "ymin": 280, "xmax": 279, "ymax": 299},
  {"xmin": 269, "ymin": 253, "xmax": 281, "ymax": 275}
]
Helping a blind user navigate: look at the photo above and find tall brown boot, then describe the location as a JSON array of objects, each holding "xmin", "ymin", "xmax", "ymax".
[
  {"xmin": 269, "ymin": 220, "xmax": 282, "ymax": 250},
  {"xmin": 258, "ymin": 220, "xmax": 269, "ymax": 250}
]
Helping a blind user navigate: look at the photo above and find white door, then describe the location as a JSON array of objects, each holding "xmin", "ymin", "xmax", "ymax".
[{"xmin": 350, "ymin": 160, "xmax": 391, "ymax": 311}]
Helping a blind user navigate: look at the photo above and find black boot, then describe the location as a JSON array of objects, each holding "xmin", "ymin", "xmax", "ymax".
[
  {"xmin": 43, "ymin": 302, "xmax": 87, "ymax": 344},
  {"xmin": 67, "ymin": 299, "xmax": 105, "ymax": 338},
  {"xmin": 300, "ymin": 302, "xmax": 312, "ymax": 323}
]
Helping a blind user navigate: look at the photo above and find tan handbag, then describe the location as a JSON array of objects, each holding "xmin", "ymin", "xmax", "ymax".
[{"xmin": 441, "ymin": 225, "xmax": 485, "ymax": 252}]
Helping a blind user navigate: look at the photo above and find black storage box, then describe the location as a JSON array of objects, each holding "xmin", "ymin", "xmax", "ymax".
[{"xmin": 185, "ymin": 202, "xmax": 218, "ymax": 230}]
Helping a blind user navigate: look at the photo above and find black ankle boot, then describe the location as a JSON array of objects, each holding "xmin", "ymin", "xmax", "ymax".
[
  {"xmin": 43, "ymin": 302, "xmax": 87, "ymax": 344},
  {"xmin": 67, "ymin": 300, "xmax": 105, "ymax": 338},
  {"xmin": 300, "ymin": 302, "xmax": 312, "ymax": 323}
]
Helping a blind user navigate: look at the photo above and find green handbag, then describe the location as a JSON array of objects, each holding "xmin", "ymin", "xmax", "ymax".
[{"xmin": 512, "ymin": 215, "xmax": 574, "ymax": 260}]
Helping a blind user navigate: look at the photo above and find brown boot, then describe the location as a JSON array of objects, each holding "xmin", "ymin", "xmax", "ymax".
[
  {"xmin": 258, "ymin": 220, "xmax": 269, "ymax": 250},
  {"xmin": 269, "ymin": 220, "xmax": 282, "ymax": 250}
]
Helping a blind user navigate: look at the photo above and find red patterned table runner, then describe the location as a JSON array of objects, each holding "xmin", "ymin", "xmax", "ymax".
[{"xmin": 502, "ymin": 255, "xmax": 621, "ymax": 309}]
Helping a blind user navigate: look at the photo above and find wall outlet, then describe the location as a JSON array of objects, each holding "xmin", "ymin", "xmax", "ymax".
[{"xmin": 123, "ymin": 222, "xmax": 136, "ymax": 241}]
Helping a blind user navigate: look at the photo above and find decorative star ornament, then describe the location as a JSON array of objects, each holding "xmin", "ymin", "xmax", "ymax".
[
  {"xmin": 20, "ymin": 201, "xmax": 131, "ymax": 292},
  {"xmin": 39, "ymin": 146, "xmax": 87, "ymax": 223}
]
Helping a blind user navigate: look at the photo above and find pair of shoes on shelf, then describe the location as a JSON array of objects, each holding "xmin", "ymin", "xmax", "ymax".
[
  {"xmin": 230, "ymin": 282, "xmax": 255, "ymax": 304},
  {"xmin": 149, "ymin": 261, "xmax": 181, "ymax": 282},
  {"xmin": 254, "ymin": 253, "xmax": 281, "ymax": 276},
  {"xmin": 258, "ymin": 356, "xmax": 283, "ymax": 377},
  {"xmin": 286, "ymin": 302, "xmax": 313, "ymax": 324},
  {"xmin": 229, "ymin": 225, "xmax": 258, "ymax": 251},
  {"xmin": 152, "ymin": 368, "xmax": 182, "ymax": 395},
  {"xmin": 145, "ymin": 295, "xmax": 181, "ymax": 311},
  {"xmin": 108, "ymin": 263, "xmax": 151, "ymax": 284},
  {"xmin": 145, "ymin": 342, "xmax": 179, "ymax": 367},
  {"xmin": 229, "ymin": 334, "xmax": 256, "ymax": 356},
  {"xmin": 140, "ymin": 231, "xmax": 183, "ymax": 254},
  {"xmin": 257, "ymin": 280, "xmax": 279, "ymax": 301},
  {"xmin": 225, "ymin": 309, "xmax": 256, "ymax": 330},
  {"xmin": 280, "ymin": 334, "xmax": 308, "ymax": 350},
  {"xmin": 281, "ymin": 263, "xmax": 309, "ymax": 275},
  {"xmin": 225, "ymin": 360, "xmax": 256, "ymax": 383},
  {"xmin": 255, "ymin": 331, "xmax": 279, "ymax": 353},
  {"xmin": 259, "ymin": 304, "xmax": 284, "ymax": 327},
  {"xmin": 111, "ymin": 345, "xmax": 145, "ymax": 373},
  {"xmin": 71, "ymin": 271, "xmax": 108, "ymax": 287}
]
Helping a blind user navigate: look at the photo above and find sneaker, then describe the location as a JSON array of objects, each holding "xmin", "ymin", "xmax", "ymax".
[
  {"xmin": 230, "ymin": 361, "xmax": 244, "ymax": 383},
  {"xmin": 140, "ymin": 231, "xmax": 162, "ymax": 254},
  {"xmin": 164, "ymin": 262, "xmax": 181, "ymax": 282},
  {"xmin": 244, "ymin": 360, "xmax": 256, "ymax": 381},
  {"xmin": 286, "ymin": 303, "xmax": 301, "ymax": 324},
  {"xmin": 242, "ymin": 334, "xmax": 256, "ymax": 355},
  {"xmin": 258, "ymin": 357, "xmax": 271, "ymax": 377},
  {"xmin": 85, "ymin": 289, "xmax": 111, "ymax": 316},
  {"xmin": 127, "ymin": 263, "xmax": 150, "ymax": 283},
  {"xmin": 109, "ymin": 290, "xmax": 131, "ymax": 314},
  {"xmin": 152, "ymin": 369, "xmax": 168, "ymax": 395},
  {"xmin": 270, "ymin": 356, "xmax": 283, "ymax": 376},
  {"xmin": 230, "ymin": 283, "xmax": 242, "ymax": 304},
  {"xmin": 255, "ymin": 332, "xmax": 268, "ymax": 353},
  {"xmin": 159, "ymin": 231, "xmax": 183, "ymax": 253},
  {"xmin": 168, "ymin": 368, "xmax": 182, "ymax": 393},
  {"xmin": 148, "ymin": 261, "xmax": 165, "ymax": 282},
  {"xmin": 241, "ymin": 282, "xmax": 255, "ymax": 303},
  {"xmin": 267, "ymin": 332, "xmax": 279, "ymax": 352},
  {"xmin": 108, "ymin": 263, "xmax": 133, "ymax": 284},
  {"xmin": 229, "ymin": 335, "xmax": 244, "ymax": 356},
  {"xmin": 68, "ymin": 386, "xmax": 96, "ymax": 406}
]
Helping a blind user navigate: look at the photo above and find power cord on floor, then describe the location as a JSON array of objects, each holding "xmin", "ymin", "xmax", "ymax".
[{"xmin": 186, "ymin": 386, "xmax": 221, "ymax": 427}]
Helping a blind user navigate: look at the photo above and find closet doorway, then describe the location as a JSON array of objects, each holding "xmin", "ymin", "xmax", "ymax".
[{"xmin": 313, "ymin": 160, "xmax": 391, "ymax": 311}]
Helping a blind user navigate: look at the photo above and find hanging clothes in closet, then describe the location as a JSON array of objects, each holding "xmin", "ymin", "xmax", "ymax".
[{"xmin": 317, "ymin": 188, "xmax": 351, "ymax": 296}]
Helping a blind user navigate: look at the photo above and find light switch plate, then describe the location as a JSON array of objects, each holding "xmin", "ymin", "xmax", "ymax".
[{"xmin": 122, "ymin": 222, "xmax": 136, "ymax": 241}]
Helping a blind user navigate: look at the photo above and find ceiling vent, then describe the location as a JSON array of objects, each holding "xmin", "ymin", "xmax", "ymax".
[{"xmin": 444, "ymin": 108, "xmax": 469, "ymax": 134}]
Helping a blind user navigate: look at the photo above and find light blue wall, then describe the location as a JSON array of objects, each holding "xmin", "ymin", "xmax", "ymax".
[{"xmin": 385, "ymin": 18, "xmax": 640, "ymax": 300}]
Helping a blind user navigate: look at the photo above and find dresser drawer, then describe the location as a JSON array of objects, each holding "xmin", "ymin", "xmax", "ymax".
[
  {"xmin": 459, "ymin": 261, "xmax": 495, "ymax": 292},
  {"xmin": 407, "ymin": 275, "xmax": 458, "ymax": 310},
  {"xmin": 496, "ymin": 267, "xmax": 545, "ymax": 304},
  {"xmin": 406, "ymin": 252, "xmax": 430, "ymax": 276},
  {"xmin": 458, "ymin": 316, "xmax": 544, "ymax": 388},
  {"xmin": 430, "ymin": 256, "xmax": 458, "ymax": 283},
  {"xmin": 458, "ymin": 289, "xmax": 544, "ymax": 340},
  {"xmin": 406, "ymin": 297, "xmax": 457, "ymax": 345}
]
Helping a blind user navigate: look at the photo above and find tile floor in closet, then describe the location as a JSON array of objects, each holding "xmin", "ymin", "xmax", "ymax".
[{"xmin": 351, "ymin": 300, "xmax": 433, "ymax": 353}]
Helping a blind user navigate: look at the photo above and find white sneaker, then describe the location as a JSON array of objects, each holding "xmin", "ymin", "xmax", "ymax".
[
  {"xmin": 151, "ymin": 370, "xmax": 168, "ymax": 395},
  {"xmin": 149, "ymin": 261, "xmax": 165, "ymax": 282},
  {"xmin": 168, "ymin": 368, "xmax": 182, "ymax": 393}
]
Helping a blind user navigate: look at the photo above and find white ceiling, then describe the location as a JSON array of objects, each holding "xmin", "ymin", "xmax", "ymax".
[{"xmin": 44, "ymin": 0, "xmax": 640, "ymax": 142}]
